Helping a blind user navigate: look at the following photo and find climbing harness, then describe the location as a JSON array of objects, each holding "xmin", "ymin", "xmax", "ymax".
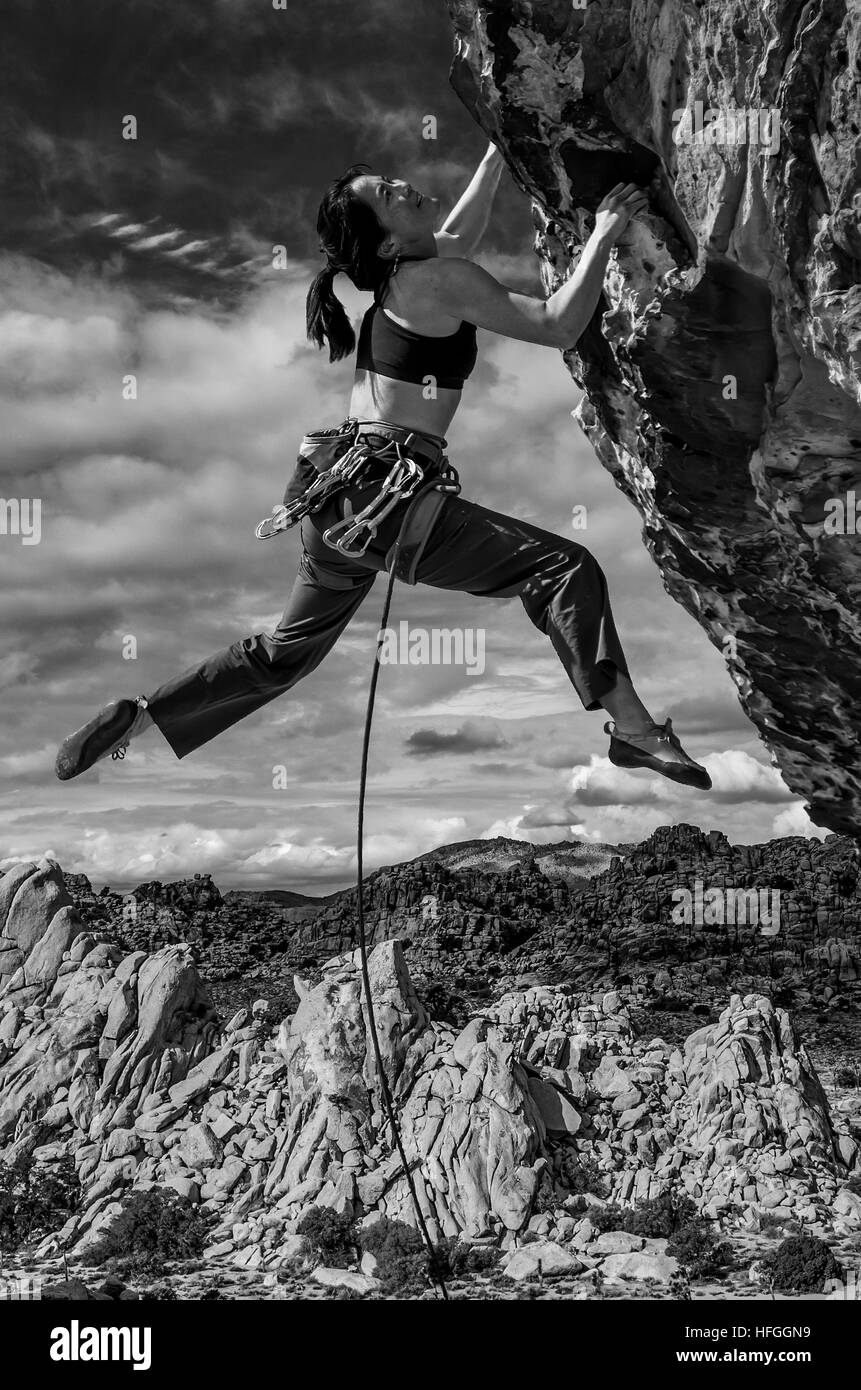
[
  {"xmin": 256, "ymin": 421, "xmax": 461, "ymax": 1299},
  {"xmin": 254, "ymin": 419, "xmax": 460, "ymax": 559}
]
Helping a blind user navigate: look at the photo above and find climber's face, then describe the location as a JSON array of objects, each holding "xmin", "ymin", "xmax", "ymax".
[{"xmin": 350, "ymin": 173, "xmax": 440, "ymax": 254}]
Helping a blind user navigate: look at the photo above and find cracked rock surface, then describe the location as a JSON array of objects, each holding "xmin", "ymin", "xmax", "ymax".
[{"xmin": 446, "ymin": 0, "xmax": 861, "ymax": 835}]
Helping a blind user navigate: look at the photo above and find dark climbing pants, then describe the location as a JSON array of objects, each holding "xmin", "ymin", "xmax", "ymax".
[{"xmin": 146, "ymin": 475, "xmax": 631, "ymax": 759}]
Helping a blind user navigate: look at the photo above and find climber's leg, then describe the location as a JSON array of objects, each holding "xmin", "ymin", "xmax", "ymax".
[
  {"xmin": 407, "ymin": 494, "xmax": 630, "ymax": 711},
  {"xmin": 600, "ymin": 673, "xmax": 653, "ymax": 734},
  {"xmin": 144, "ymin": 516, "xmax": 377, "ymax": 758},
  {"xmin": 55, "ymin": 515, "xmax": 378, "ymax": 776},
  {"xmin": 401, "ymin": 494, "xmax": 711, "ymax": 790}
]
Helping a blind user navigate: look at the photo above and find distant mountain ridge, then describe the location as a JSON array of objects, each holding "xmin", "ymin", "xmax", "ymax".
[
  {"xmin": 213, "ymin": 835, "xmax": 627, "ymax": 906},
  {"xmin": 412, "ymin": 834, "xmax": 628, "ymax": 889},
  {"xmin": 43, "ymin": 823, "xmax": 861, "ymax": 1030}
]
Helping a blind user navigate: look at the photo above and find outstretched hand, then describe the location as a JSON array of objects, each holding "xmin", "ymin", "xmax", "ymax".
[{"xmin": 594, "ymin": 182, "xmax": 650, "ymax": 243}]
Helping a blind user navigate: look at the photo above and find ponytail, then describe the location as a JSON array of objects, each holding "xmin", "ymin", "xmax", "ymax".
[
  {"xmin": 307, "ymin": 162, "xmax": 391, "ymax": 365},
  {"xmin": 306, "ymin": 263, "xmax": 356, "ymax": 363}
]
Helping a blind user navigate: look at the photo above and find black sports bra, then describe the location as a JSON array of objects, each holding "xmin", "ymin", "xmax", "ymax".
[{"xmin": 356, "ymin": 255, "xmax": 478, "ymax": 391}]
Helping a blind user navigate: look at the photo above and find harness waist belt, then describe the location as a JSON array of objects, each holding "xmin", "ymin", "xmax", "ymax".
[{"xmin": 353, "ymin": 421, "xmax": 446, "ymax": 469}]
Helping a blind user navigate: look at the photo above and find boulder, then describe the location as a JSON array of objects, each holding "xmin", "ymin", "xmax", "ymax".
[
  {"xmin": 601, "ymin": 1252, "xmax": 680, "ymax": 1283},
  {"xmin": 310, "ymin": 1268, "xmax": 379, "ymax": 1295},
  {"xmin": 503, "ymin": 1241, "xmax": 584, "ymax": 1281}
]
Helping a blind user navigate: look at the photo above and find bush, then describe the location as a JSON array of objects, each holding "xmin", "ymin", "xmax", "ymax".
[
  {"xmin": 356, "ymin": 1218, "xmax": 498, "ymax": 1296},
  {"xmin": 558, "ymin": 1151, "xmax": 608, "ymax": 1199},
  {"xmin": 667, "ymin": 1224, "xmax": 733, "ymax": 1279},
  {"xmin": 80, "ymin": 1188, "xmax": 213, "ymax": 1280},
  {"xmin": 588, "ymin": 1188, "xmax": 731, "ymax": 1278},
  {"xmin": 834, "ymin": 1064, "xmax": 861, "ymax": 1088},
  {"xmin": 359, "ymin": 1216, "xmax": 428, "ymax": 1295},
  {"xmin": 296, "ymin": 1206, "xmax": 359, "ymax": 1269},
  {"xmin": 589, "ymin": 1190, "xmax": 690, "ymax": 1238},
  {"xmin": 416, "ymin": 982, "xmax": 470, "ymax": 1028},
  {"xmin": 435, "ymin": 1237, "xmax": 499, "ymax": 1280},
  {"xmin": 141, "ymin": 1282, "xmax": 178, "ymax": 1301},
  {"xmin": 763, "ymin": 1236, "xmax": 841, "ymax": 1293},
  {"xmin": 758, "ymin": 1210, "xmax": 800, "ymax": 1237},
  {"xmin": 0, "ymin": 1155, "xmax": 81, "ymax": 1253}
]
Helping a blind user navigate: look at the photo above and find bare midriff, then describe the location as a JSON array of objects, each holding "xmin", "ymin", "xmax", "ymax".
[{"xmin": 348, "ymin": 370, "xmax": 462, "ymax": 442}]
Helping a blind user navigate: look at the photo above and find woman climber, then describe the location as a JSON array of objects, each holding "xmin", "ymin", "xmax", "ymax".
[{"xmin": 55, "ymin": 141, "xmax": 711, "ymax": 793}]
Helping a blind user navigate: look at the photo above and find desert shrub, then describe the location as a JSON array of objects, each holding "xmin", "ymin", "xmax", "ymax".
[
  {"xmin": 356, "ymin": 1218, "xmax": 495, "ymax": 1295},
  {"xmin": 834, "ymin": 1063, "xmax": 861, "ymax": 1088},
  {"xmin": 588, "ymin": 1187, "xmax": 731, "ymax": 1277},
  {"xmin": 589, "ymin": 1190, "xmax": 690, "ymax": 1238},
  {"xmin": 417, "ymin": 982, "xmax": 470, "ymax": 1028},
  {"xmin": 80, "ymin": 1188, "xmax": 213, "ymax": 1280},
  {"xmin": 558, "ymin": 1150, "xmax": 608, "ymax": 1199},
  {"xmin": 667, "ymin": 1224, "xmax": 733, "ymax": 1278},
  {"xmin": 762, "ymin": 1236, "xmax": 841, "ymax": 1293},
  {"xmin": 433, "ymin": 1236, "xmax": 499, "ymax": 1280},
  {"xmin": 141, "ymin": 1282, "xmax": 179, "ymax": 1301},
  {"xmin": 757, "ymin": 1210, "xmax": 800, "ymax": 1236},
  {"xmin": 588, "ymin": 1200, "xmax": 629, "ymax": 1234},
  {"xmin": 359, "ymin": 1216, "xmax": 428, "ymax": 1295},
  {"xmin": 0, "ymin": 1155, "xmax": 81, "ymax": 1252},
  {"xmin": 532, "ymin": 1168, "xmax": 560, "ymax": 1215},
  {"xmin": 296, "ymin": 1206, "xmax": 359, "ymax": 1268}
]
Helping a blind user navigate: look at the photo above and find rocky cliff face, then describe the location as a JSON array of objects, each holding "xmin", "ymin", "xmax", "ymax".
[
  {"xmin": 2, "ymin": 859, "xmax": 859, "ymax": 1275},
  {"xmin": 446, "ymin": 0, "xmax": 861, "ymax": 837}
]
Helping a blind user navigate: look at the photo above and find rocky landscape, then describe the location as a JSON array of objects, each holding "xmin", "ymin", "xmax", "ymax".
[
  {"xmin": 447, "ymin": 0, "xmax": 861, "ymax": 838},
  {"xmin": 66, "ymin": 825, "xmax": 861, "ymax": 1058},
  {"xmin": 1, "ymin": 835, "xmax": 860, "ymax": 1300}
]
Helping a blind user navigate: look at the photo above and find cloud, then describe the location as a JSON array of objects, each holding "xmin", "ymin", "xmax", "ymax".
[
  {"xmin": 405, "ymin": 721, "xmax": 507, "ymax": 757},
  {"xmin": 771, "ymin": 803, "xmax": 831, "ymax": 841},
  {"xmin": 665, "ymin": 692, "xmax": 757, "ymax": 739},
  {"xmin": 567, "ymin": 756, "xmax": 664, "ymax": 807},
  {"xmin": 703, "ymin": 750, "xmax": 796, "ymax": 804}
]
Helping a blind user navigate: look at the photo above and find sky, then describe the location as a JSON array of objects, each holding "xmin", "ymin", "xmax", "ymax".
[{"xmin": 0, "ymin": 0, "xmax": 827, "ymax": 895}]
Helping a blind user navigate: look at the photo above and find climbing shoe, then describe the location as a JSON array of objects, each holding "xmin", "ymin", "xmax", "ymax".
[
  {"xmin": 55, "ymin": 698, "xmax": 146, "ymax": 781},
  {"xmin": 605, "ymin": 717, "xmax": 712, "ymax": 791}
]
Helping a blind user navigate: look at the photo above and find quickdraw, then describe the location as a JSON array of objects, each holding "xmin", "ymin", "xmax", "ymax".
[
  {"xmin": 321, "ymin": 448, "xmax": 425, "ymax": 556},
  {"xmin": 255, "ymin": 438, "xmax": 371, "ymax": 541}
]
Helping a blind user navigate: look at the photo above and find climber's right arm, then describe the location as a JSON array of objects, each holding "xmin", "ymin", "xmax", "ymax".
[{"xmin": 427, "ymin": 182, "xmax": 649, "ymax": 350}]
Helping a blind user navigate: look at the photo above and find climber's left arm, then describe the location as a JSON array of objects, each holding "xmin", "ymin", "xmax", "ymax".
[{"xmin": 435, "ymin": 142, "xmax": 506, "ymax": 258}]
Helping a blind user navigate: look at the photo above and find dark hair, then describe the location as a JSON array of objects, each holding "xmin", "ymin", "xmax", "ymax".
[{"xmin": 306, "ymin": 163, "xmax": 394, "ymax": 363}]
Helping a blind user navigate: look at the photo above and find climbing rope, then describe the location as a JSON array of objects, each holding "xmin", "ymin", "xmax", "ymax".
[{"xmin": 352, "ymin": 498, "xmax": 450, "ymax": 1302}]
